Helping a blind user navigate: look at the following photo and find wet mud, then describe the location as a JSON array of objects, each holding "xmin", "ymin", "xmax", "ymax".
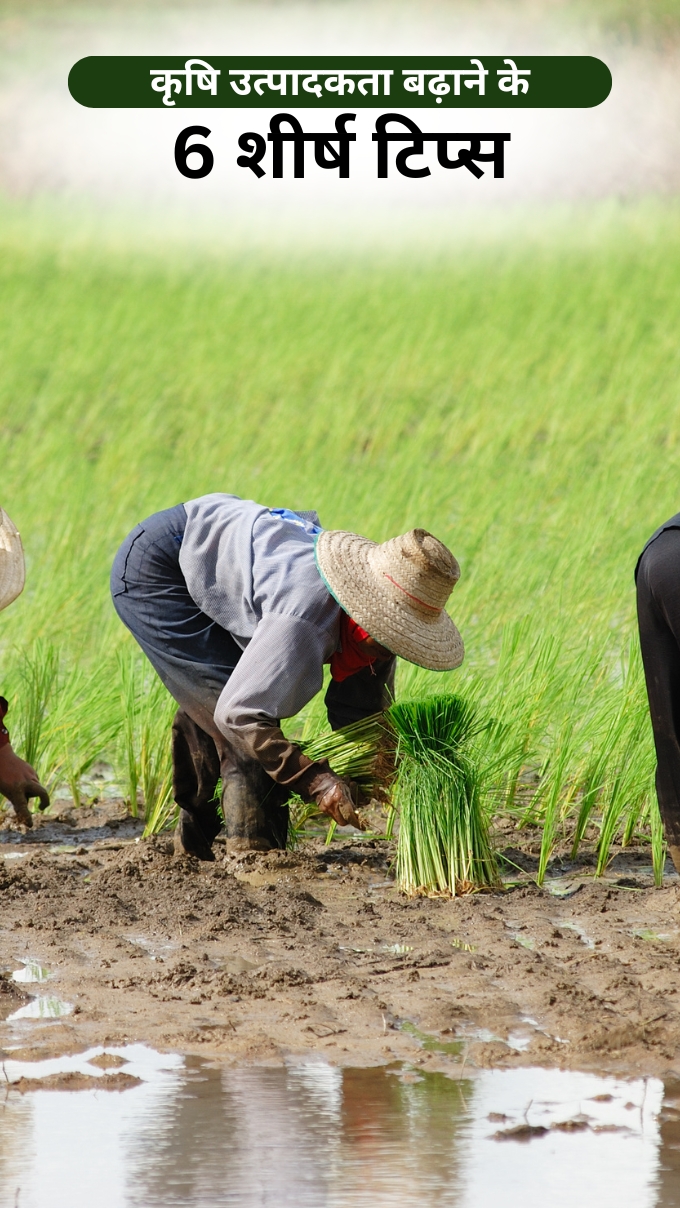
[{"xmin": 0, "ymin": 799, "xmax": 679, "ymax": 1079}]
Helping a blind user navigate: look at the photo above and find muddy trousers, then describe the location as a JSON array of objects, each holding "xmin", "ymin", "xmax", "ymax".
[
  {"xmin": 637, "ymin": 527, "xmax": 680, "ymax": 852},
  {"xmin": 111, "ymin": 504, "xmax": 289, "ymax": 857},
  {"xmin": 171, "ymin": 708, "xmax": 289, "ymax": 855}
]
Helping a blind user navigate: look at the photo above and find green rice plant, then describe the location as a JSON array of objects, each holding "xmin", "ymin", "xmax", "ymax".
[
  {"xmin": 137, "ymin": 680, "xmax": 177, "ymax": 835},
  {"xmin": 621, "ymin": 789, "xmax": 647, "ymax": 848},
  {"xmin": 287, "ymin": 796, "xmax": 322, "ymax": 848},
  {"xmin": 595, "ymin": 722, "xmax": 650, "ymax": 875},
  {"xmin": 593, "ymin": 654, "xmax": 652, "ymax": 873},
  {"xmin": 391, "ymin": 695, "xmax": 499, "ymax": 896},
  {"xmin": 300, "ymin": 712, "xmax": 389, "ymax": 791},
  {"xmin": 112, "ymin": 655, "xmax": 177, "ymax": 834},
  {"xmin": 8, "ymin": 640, "xmax": 59, "ymax": 777},
  {"xmin": 117, "ymin": 650, "xmax": 141, "ymax": 816},
  {"xmin": 571, "ymin": 751, "xmax": 610, "ymax": 859},
  {"xmin": 142, "ymin": 784, "xmax": 177, "ymax": 838},
  {"xmin": 43, "ymin": 666, "xmax": 120, "ymax": 808},
  {"xmin": 536, "ymin": 723, "xmax": 578, "ymax": 886},
  {"xmin": 650, "ymin": 796, "xmax": 667, "ymax": 888},
  {"xmin": 496, "ymin": 630, "xmax": 562, "ymax": 819},
  {"xmin": 285, "ymin": 712, "xmax": 392, "ymax": 845}
]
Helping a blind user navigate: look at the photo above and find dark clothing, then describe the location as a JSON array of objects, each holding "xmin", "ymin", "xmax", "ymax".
[
  {"xmin": 172, "ymin": 707, "xmax": 289, "ymax": 853},
  {"xmin": 112, "ymin": 504, "xmax": 244, "ymax": 749},
  {"xmin": 636, "ymin": 525, "xmax": 680, "ymax": 844},
  {"xmin": 635, "ymin": 510, "xmax": 680, "ymax": 582},
  {"xmin": 325, "ymin": 662, "xmax": 395, "ymax": 730}
]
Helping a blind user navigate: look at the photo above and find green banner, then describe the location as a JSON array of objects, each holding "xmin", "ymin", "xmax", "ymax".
[{"xmin": 68, "ymin": 56, "xmax": 611, "ymax": 109}]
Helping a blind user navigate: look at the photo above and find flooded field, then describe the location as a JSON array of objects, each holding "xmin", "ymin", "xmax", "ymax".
[
  {"xmin": 0, "ymin": 1050, "xmax": 677, "ymax": 1207},
  {"xmin": 0, "ymin": 806, "xmax": 679, "ymax": 1080}
]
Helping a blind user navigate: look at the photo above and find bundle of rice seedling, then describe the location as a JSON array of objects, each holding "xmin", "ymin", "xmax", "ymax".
[
  {"xmin": 287, "ymin": 713, "xmax": 394, "ymax": 846},
  {"xmin": 300, "ymin": 713, "xmax": 388, "ymax": 792},
  {"xmin": 296, "ymin": 694, "xmax": 497, "ymax": 894},
  {"xmin": 389, "ymin": 695, "xmax": 499, "ymax": 897}
]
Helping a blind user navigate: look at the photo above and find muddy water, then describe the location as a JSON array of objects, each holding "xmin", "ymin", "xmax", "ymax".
[{"xmin": 0, "ymin": 1051, "xmax": 679, "ymax": 1207}]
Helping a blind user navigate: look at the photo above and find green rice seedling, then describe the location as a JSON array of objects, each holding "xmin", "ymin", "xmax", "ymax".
[
  {"xmin": 282, "ymin": 681, "xmax": 385, "ymax": 838},
  {"xmin": 138, "ymin": 680, "xmax": 177, "ymax": 835},
  {"xmin": 569, "ymin": 654, "xmax": 642, "ymax": 857},
  {"xmin": 621, "ymin": 791, "xmax": 646, "ymax": 848},
  {"xmin": 571, "ymin": 752, "xmax": 610, "ymax": 860},
  {"xmin": 286, "ymin": 712, "xmax": 391, "ymax": 845},
  {"xmin": 8, "ymin": 640, "xmax": 59, "ymax": 777},
  {"xmin": 650, "ymin": 796, "xmax": 667, "ymax": 888},
  {"xmin": 44, "ymin": 667, "xmax": 120, "ymax": 808},
  {"xmin": 391, "ymin": 695, "xmax": 499, "ymax": 896},
  {"xmin": 595, "ymin": 771, "xmax": 632, "ymax": 876},
  {"xmin": 592, "ymin": 653, "xmax": 652, "ymax": 873},
  {"xmin": 112, "ymin": 655, "xmax": 177, "ymax": 834},
  {"xmin": 142, "ymin": 781, "xmax": 177, "ymax": 838},
  {"xmin": 300, "ymin": 713, "xmax": 388, "ymax": 791},
  {"xmin": 496, "ymin": 631, "xmax": 562, "ymax": 819},
  {"xmin": 595, "ymin": 717, "xmax": 649, "ymax": 876},
  {"xmin": 536, "ymin": 723, "xmax": 577, "ymax": 886},
  {"xmin": 117, "ymin": 650, "xmax": 141, "ymax": 816},
  {"xmin": 287, "ymin": 796, "xmax": 320, "ymax": 848}
]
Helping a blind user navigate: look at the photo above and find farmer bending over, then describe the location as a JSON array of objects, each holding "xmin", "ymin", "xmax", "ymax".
[
  {"xmin": 111, "ymin": 495, "xmax": 463, "ymax": 860},
  {"xmin": 0, "ymin": 507, "xmax": 50, "ymax": 827}
]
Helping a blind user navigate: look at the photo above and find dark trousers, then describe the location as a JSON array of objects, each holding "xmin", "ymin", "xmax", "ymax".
[
  {"xmin": 111, "ymin": 505, "xmax": 288, "ymax": 851},
  {"xmin": 637, "ymin": 527, "xmax": 680, "ymax": 845}
]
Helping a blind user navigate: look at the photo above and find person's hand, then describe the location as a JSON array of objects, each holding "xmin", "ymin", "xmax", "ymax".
[
  {"xmin": 0, "ymin": 744, "xmax": 49, "ymax": 828},
  {"xmin": 308, "ymin": 770, "xmax": 363, "ymax": 829}
]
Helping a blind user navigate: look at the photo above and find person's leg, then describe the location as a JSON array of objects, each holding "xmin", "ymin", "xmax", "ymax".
[
  {"xmin": 111, "ymin": 506, "xmax": 289, "ymax": 857},
  {"xmin": 221, "ymin": 743, "xmax": 290, "ymax": 852},
  {"xmin": 171, "ymin": 709, "xmax": 221, "ymax": 861},
  {"xmin": 637, "ymin": 527, "xmax": 680, "ymax": 868},
  {"xmin": 171, "ymin": 706, "xmax": 289, "ymax": 856}
]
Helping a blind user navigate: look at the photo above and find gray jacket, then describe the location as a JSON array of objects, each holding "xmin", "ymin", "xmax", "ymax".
[{"xmin": 179, "ymin": 494, "xmax": 394, "ymax": 784}]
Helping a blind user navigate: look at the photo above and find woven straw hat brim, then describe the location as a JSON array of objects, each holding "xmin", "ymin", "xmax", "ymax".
[
  {"xmin": 0, "ymin": 508, "xmax": 25, "ymax": 613},
  {"xmin": 315, "ymin": 530, "xmax": 464, "ymax": 671}
]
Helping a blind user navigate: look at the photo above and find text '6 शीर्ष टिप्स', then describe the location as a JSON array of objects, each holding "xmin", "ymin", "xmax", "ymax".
[{"xmin": 174, "ymin": 115, "xmax": 511, "ymax": 181}]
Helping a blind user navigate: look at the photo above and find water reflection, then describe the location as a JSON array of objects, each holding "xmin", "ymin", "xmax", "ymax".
[
  {"xmin": 6, "ymin": 996, "xmax": 72, "ymax": 1020},
  {"xmin": 0, "ymin": 1054, "xmax": 678, "ymax": 1207},
  {"xmin": 11, "ymin": 961, "xmax": 51, "ymax": 984},
  {"xmin": 125, "ymin": 1060, "xmax": 467, "ymax": 1206},
  {"xmin": 656, "ymin": 1079, "xmax": 680, "ymax": 1208}
]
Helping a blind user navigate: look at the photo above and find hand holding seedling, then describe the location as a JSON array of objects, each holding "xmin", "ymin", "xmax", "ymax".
[
  {"xmin": 0, "ymin": 743, "xmax": 50, "ymax": 828},
  {"xmin": 312, "ymin": 771, "xmax": 363, "ymax": 830},
  {"xmin": 0, "ymin": 696, "xmax": 49, "ymax": 827}
]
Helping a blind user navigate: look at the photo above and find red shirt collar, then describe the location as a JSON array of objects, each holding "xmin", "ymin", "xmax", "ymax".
[{"xmin": 330, "ymin": 614, "xmax": 378, "ymax": 682}]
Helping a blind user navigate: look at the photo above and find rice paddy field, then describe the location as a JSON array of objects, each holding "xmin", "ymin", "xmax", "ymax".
[{"xmin": 2, "ymin": 200, "xmax": 680, "ymax": 876}]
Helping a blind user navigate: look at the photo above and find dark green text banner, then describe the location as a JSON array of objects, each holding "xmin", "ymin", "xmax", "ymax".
[{"xmin": 68, "ymin": 56, "xmax": 612, "ymax": 109}]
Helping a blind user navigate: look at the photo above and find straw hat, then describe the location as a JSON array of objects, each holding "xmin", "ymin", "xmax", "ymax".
[
  {"xmin": 0, "ymin": 508, "xmax": 25, "ymax": 613},
  {"xmin": 315, "ymin": 527, "xmax": 464, "ymax": 671}
]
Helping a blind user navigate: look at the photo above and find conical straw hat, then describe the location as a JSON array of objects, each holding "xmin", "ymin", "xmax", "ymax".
[
  {"xmin": 315, "ymin": 527, "xmax": 464, "ymax": 671},
  {"xmin": 0, "ymin": 508, "xmax": 25, "ymax": 613}
]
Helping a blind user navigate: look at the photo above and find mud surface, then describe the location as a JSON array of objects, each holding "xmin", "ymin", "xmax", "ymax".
[{"xmin": 0, "ymin": 800, "xmax": 679, "ymax": 1078}]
